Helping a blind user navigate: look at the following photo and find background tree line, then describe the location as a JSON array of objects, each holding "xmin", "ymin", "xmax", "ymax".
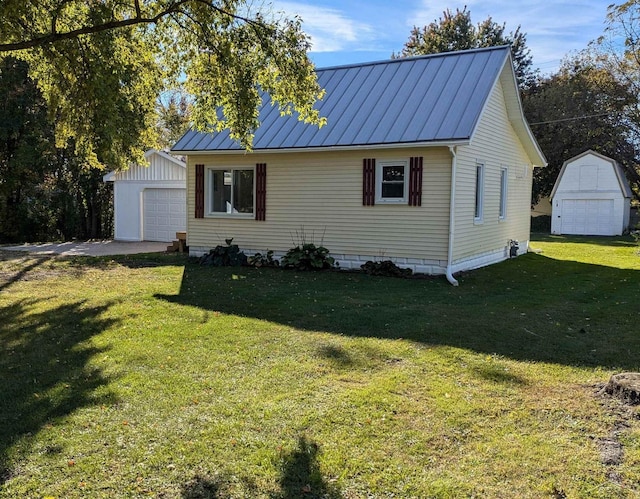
[
  {"xmin": 0, "ymin": 57, "xmax": 191, "ymax": 242},
  {"xmin": 0, "ymin": 1, "xmax": 638, "ymax": 243}
]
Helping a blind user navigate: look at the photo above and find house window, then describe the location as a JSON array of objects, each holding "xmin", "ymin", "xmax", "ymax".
[
  {"xmin": 474, "ymin": 162, "xmax": 485, "ymax": 222},
  {"xmin": 208, "ymin": 168, "xmax": 254, "ymax": 215},
  {"xmin": 499, "ymin": 167, "xmax": 508, "ymax": 219},
  {"xmin": 376, "ymin": 160, "xmax": 409, "ymax": 204}
]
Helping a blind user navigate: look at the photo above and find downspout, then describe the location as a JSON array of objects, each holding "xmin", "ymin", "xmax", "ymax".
[{"xmin": 446, "ymin": 146, "xmax": 459, "ymax": 286}]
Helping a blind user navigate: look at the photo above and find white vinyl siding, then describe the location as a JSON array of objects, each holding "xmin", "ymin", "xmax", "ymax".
[{"xmin": 186, "ymin": 148, "xmax": 451, "ymax": 262}]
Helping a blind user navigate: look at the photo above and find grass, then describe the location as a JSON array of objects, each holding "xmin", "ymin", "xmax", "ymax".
[{"xmin": 0, "ymin": 235, "xmax": 639, "ymax": 498}]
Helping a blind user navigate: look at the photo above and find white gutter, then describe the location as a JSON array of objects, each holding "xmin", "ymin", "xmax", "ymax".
[{"xmin": 446, "ymin": 146, "xmax": 459, "ymax": 286}]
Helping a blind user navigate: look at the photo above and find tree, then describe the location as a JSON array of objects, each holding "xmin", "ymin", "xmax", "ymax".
[
  {"xmin": 596, "ymin": 1, "xmax": 640, "ymax": 152},
  {"xmin": 397, "ymin": 7, "xmax": 536, "ymax": 88},
  {"xmin": 0, "ymin": 57, "xmax": 55, "ymax": 242},
  {"xmin": 0, "ymin": 1, "xmax": 325, "ymax": 170},
  {"xmin": 523, "ymin": 51, "xmax": 639, "ymax": 203},
  {"xmin": 0, "ymin": 57, "xmax": 115, "ymax": 242},
  {"xmin": 156, "ymin": 92, "xmax": 192, "ymax": 151}
]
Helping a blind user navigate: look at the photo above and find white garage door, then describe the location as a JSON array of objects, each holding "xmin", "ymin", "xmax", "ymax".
[
  {"xmin": 143, "ymin": 189, "xmax": 186, "ymax": 242},
  {"xmin": 561, "ymin": 199, "xmax": 615, "ymax": 236}
]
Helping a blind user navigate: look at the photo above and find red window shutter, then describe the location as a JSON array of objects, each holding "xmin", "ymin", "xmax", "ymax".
[
  {"xmin": 195, "ymin": 164, "xmax": 205, "ymax": 218},
  {"xmin": 255, "ymin": 163, "xmax": 267, "ymax": 221},
  {"xmin": 409, "ymin": 157, "xmax": 423, "ymax": 207},
  {"xmin": 363, "ymin": 158, "xmax": 376, "ymax": 206}
]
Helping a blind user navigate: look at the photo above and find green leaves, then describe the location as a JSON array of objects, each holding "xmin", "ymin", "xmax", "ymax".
[
  {"xmin": 184, "ymin": 8, "xmax": 325, "ymax": 150},
  {"xmin": 281, "ymin": 244, "xmax": 336, "ymax": 271},
  {"xmin": 0, "ymin": 1, "xmax": 325, "ymax": 166}
]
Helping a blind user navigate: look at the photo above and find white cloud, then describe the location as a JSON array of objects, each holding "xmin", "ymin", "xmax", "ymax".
[{"xmin": 272, "ymin": 1, "xmax": 375, "ymax": 52}]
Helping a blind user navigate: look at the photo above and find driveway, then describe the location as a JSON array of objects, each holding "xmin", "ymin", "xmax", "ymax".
[{"xmin": 2, "ymin": 240, "xmax": 170, "ymax": 257}]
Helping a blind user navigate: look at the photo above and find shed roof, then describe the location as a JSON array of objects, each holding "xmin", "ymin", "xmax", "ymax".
[{"xmin": 172, "ymin": 45, "xmax": 543, "ymax": 164}]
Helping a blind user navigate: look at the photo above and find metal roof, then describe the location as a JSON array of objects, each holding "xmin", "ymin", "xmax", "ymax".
[{"xmin": 172, "ymin": 46, "xmax": 512, "ymax": 152}]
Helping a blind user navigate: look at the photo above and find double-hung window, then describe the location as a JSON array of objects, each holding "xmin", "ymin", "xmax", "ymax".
[
  {"xmin": 499, "ymin": 167, "xmax": 508, "ymax": 219},
  {"xmin": 376, "ymin": 160, "xmax": 409, "ymax": 204},
  {"xmin": 208, "ymin": 167, "xmax": 254, "ymax": 215},
  {"xmin": 474, "ymin": 162, "xmax": 485, "ymax": 222}
]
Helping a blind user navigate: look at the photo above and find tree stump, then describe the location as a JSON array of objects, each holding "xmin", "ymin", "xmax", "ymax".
[{"xmin": 603, "ymin": 373, "xmax": 640, "ymax": 405}]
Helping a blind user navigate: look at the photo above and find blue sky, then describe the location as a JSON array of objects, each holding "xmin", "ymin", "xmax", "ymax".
[{"xmin": 270, "ymin": 1, "xmax": 612, "ymax": 74}]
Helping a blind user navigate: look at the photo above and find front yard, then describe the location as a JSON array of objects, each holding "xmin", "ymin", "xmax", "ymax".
[{"xmin": 1, "ymin": 235, "xmax": 639, "ymax": 498}]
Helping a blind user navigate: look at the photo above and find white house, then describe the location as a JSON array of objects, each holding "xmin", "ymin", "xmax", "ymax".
[
  {"xmin": 103, "ymin": 149, "xmax": 186, "ymax": 242},
  {"xmin": 551, "ymin": 150, "xmax": 632, "ymax": 236},
  {"xmin": 171, "ymin": 46, "xmax": 546, "ymax": 284}
]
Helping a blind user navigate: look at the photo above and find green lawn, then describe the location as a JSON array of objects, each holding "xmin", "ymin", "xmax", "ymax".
[{"xmin": 1, "ymin": 235, "xmax": 639, "ymax": 498}]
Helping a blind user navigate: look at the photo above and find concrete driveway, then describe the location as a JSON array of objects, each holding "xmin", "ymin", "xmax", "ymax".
[{"xmin": 2, "ymin": 240, "xmax": 170, "ymax": 257}]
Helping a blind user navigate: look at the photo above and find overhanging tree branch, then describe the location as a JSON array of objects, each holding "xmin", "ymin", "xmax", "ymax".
[
  {"xmin": 0, "ymin": 10, "xmax": 179, "ymax": 51},
  {"xmin": 0, "ymin": 0, "xmax": 268, "ymax": 52}
]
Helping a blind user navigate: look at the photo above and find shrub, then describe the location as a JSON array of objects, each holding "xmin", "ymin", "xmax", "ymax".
[
  {"xmin": 199, "ymin": 238, "xmax": 247, "ymax": 267},
  {"xmin": 248, "ymin": 250, "xmax": 280, "ymax": 268},
  {"xmin": 281, "ymin": 243, "xmax": 336, "ymax": 271},
  {"xmin": 360, "ymin": 260, "xmax": 413, "ymax": 277}
]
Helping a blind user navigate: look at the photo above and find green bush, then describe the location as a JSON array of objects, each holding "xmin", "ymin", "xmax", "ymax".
[
  {"xmin": 248, "ymin": 250, "xmax": 280, "ymax": 268},
  {"xmin": 199, "ymin": 238, "xmax": 247, "ymax": 267},
  {"xmin": 281, "ymin": 243, "xmax": 336, "ymax": 271}
]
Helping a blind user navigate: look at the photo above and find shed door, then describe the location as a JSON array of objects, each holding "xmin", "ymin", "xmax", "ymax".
[
  {"xmin": 560, "ymin": 199, "xmax": 615, "ymax": 236},
  {"xmin": 143, "ymin": 188, "xmax": 186, "ymax": 242}
]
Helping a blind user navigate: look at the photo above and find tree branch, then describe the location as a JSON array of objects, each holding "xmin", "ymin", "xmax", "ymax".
[
  {"xmin": 0, "ymin": 5, "xmax": 180, "ymax": 52},
  {"xmin": 0, "ymin": 0, "xmax": 269, "ymax": 52}
]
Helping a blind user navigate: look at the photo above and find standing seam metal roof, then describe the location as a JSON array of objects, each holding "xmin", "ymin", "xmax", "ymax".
[{"xmin": 172, "ymin": 45, "xmax": 511, "ymax": 152}]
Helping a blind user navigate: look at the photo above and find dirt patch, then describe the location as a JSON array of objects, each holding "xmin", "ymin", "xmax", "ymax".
[
  {"xmin": 594, "ymin": 379, "xmax": 640, "ymax": 486},
  {"xmin": 603, "ymin": 373, "xmax": 640, "ymax": 405}
]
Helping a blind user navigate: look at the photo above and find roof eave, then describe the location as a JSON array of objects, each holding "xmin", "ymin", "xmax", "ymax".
[
  {"xmin": 172, "ymin": 139, "xmax": 470, "ymax": 156},
  {"xmin": 490, "ymin": 52, "xmax": 547, "ymax": 168},
  {"xmin": 144, "ymin": 148, "xmax": 186, "ymax": 167}
]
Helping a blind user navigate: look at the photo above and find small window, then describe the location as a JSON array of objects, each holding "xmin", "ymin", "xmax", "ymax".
[
  {"xmin": 208, "ymin": 167, "xmax": 254, "ymax": 215},
  {"xmin": 474, "ymin": 162, "xmax": 484, "ymax": 222},
  {"xmin": 499, "ymin": 167, "xmax": 508, "ymax": 219},
  {"xmin": 376, "ymin": 160, "xmax": 408, "ymax": 204}
]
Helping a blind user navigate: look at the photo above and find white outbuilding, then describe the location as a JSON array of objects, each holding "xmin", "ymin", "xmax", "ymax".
[
  {"xmin": 551, "ymin": 150, "xmax": 632, "ymax": 236},
  {"xmin": 103, "ymin": 150, "xmax": 186, "ymax": 242}
]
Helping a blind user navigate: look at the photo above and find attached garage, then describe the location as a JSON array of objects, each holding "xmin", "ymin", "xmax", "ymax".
[
  {"xmin": 103, "ymin": 150, "xmax": 186, "ymax": 242},
  {"xmin": 551, "ymin": 150, "xmax": 632, "ymax": 236}
]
